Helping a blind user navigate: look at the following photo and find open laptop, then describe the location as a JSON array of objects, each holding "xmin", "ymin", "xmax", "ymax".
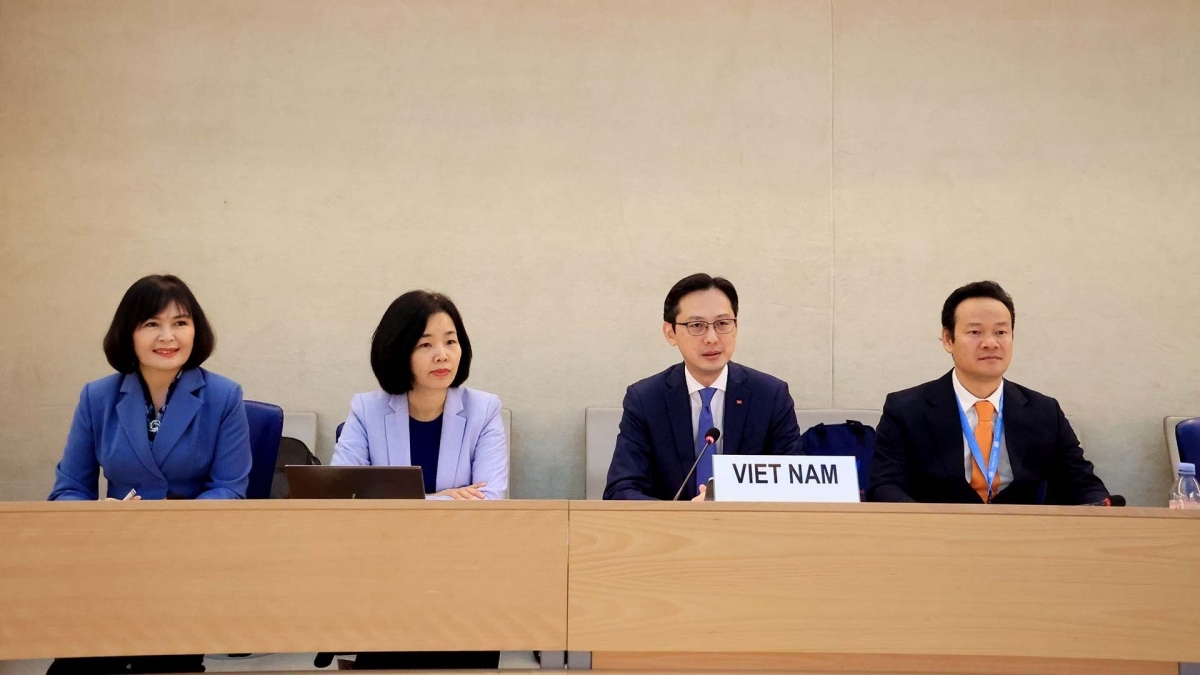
[{"xmin": 284, "ymin": 465, "xmax": 426, "ymax": 499}]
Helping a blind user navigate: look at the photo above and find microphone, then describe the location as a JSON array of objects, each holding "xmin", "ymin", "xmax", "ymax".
[{"xmin": 673, "ymin": 427, "xmax": 721, "ymax": 501}]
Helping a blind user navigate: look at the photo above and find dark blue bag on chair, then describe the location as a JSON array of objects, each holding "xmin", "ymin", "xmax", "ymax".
[{"xmin": 798, "ymin": 420, "xmax": 875, "ymax": 499}]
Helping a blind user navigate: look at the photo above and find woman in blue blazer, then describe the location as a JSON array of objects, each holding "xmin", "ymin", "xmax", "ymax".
[
  {"xmin": 47, "ymin": 275, "xmax": 250, "ymax": 674},
  {"xmin": 49, "ymin": 274, "xmax": 252, "ymax": 503},
  {"xmin": 333, "ymin": 290, "xmax": 509, "ymax": 501}
]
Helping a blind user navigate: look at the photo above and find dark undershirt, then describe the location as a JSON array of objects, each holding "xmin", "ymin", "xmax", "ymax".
[
  {"xmin": 136, "ymin": 371, "xmax": 181, "ymax": 443},
  {"xmin": 408, "ymin": 414, "xmax": 442, "ymax": 494}
]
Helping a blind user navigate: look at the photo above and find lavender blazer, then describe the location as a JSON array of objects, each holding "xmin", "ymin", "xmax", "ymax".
[{"xmin": 331, "ymin": 386, "xmax": 509, "ymax": 500}]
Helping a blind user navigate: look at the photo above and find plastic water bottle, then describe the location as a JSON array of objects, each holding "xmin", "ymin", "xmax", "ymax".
[{"xmin": 1168, "ymin": 462, "xmax": 1200, "ymax": 510}]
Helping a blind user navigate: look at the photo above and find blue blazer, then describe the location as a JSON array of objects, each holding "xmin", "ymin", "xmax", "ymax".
[
  {"xmin": 331, "ymin": 387, "xmax": 509, "ymax": 500},
  {"xmin": 49, "ymin": 368, "xmax": 252, "ymax": 501},
  {"xmin": 604, "ymin": 362, "xmax": 802, "ymax": 500}
]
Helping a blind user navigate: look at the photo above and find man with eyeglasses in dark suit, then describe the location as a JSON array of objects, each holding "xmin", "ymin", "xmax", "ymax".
[{"xmin": 604, "ymin": 273, "xmax": 802, "ymax": 501}]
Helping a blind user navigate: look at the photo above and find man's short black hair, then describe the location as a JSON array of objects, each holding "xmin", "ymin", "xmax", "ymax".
[
  {"xmin": 371, "ymin": 290, "xmax": 473, "ymax": 395},
  {"xmin": 941, "ymin": 280, "xmax": 1016, "ymax": 341},
  {"xmin": 663, "ymin": 273, "xmax": 739, "ymax": 323},
  {"xmin": 102, "ymin": 275, "xmax": 215, "ymax": 374}
]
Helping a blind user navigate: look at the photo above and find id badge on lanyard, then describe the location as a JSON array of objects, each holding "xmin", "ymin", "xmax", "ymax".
[{"xmin": 958, "ymin": 396, "xmax": 1003, "ymax": 499}]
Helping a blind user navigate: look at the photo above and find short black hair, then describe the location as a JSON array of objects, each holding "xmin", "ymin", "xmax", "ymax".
[
  {"xmin": 663, "ymin": 273, "xmax": 739, "ymax": 323},
  {"xmin": 371, "ymin": 290, "xmax": 473, "ymax": 395},
  {"xmin": 941, "ymin": 280, "xmax": 1016, "ymax": 341},
  {"xmin": 102, "ymin": 275, "xmax": 215, "ymax": 374}
]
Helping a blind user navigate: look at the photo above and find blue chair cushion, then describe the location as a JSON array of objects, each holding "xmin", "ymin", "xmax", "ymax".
[{"xmin": 1177, "ymin": 417, "xmax": 1200, "ymax": 467}]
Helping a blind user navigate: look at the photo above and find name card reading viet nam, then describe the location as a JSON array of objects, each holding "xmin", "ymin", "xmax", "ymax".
[{"xmin": 712, "ymin": 455, "xmax": 860, "ymax": 502}]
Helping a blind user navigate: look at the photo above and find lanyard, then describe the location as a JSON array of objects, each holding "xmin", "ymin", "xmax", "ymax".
[{"xmin": 957, "ymin": 395, "xmax": 1003, "ymax": 499}]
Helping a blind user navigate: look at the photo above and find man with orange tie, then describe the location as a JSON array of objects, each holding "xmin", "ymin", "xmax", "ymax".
[{"xmin": 867, "ymin": 281, "xmax": 1110, "ymax": 505}]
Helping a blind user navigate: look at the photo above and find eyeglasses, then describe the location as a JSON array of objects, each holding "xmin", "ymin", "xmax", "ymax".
[{"xmin": 673, "ymin": 319, "xmax": 737, "ymax": 336}]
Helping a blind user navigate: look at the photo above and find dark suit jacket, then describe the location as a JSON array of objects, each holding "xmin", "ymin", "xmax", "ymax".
[
  {"xmin": 604, "ymin": 362, "xmax": 801, "ymax": 500},
  {"xmin": 867, "ymin": 371, "xmax": 1109, "ymax": 505}
]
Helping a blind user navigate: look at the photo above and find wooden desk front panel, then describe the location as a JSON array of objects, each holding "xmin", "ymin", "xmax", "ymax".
[
  {"xmin": 568, "ymin": 502, "xmax": 1200, "ymax": 663},
  {"xmin": 0, "ymin": 500, "xmax": 568, "ymax": 659},
  {"xmin": 590, "ymin": 651, "xmax": 1177, "ymax": 675}
]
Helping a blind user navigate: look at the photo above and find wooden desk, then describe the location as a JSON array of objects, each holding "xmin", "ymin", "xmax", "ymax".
[
  {"xmin": 3, "ymin": 500, "xmax": 1196, "ymax": 674},
  {"xmin": 568, "ymin": 502, "xmax": 1200, "ymax": 674},
  {"xmin": 0, "ymin": 500, "xmax": 568, "ymax": 659}
]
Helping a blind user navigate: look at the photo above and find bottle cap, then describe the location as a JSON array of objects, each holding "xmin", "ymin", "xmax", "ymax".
[{"xmin": 1179, "ymin": 462, "xmax": 1196, "ymax": 476}]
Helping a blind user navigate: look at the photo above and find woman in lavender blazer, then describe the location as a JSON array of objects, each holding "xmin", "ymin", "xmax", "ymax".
[{"xmin": 332, "ymin": 290, "xmax": 508, "ymax": 501}]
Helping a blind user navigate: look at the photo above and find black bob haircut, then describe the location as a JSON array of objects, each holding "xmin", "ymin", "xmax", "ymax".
[
  {"xmin": 663, "ymin": 273, "xmax": 739, "ymax": 323},
  {"xmin": 371, "ymin": 290, "xmax": 473, "ymax": 395},
  {"xmin": 941, "ymin": 280, "xmax": 1016, "ymax": 340},
  {"xmin": 102, "ymin": 275, "xmax": 215, "ymax": 374}
]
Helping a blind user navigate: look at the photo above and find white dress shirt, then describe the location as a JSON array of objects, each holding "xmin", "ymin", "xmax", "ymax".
[
  {"xmin": 951, "ymin": 369, "xmax": 1013, "ymax": 492},
  {"xmin": 683, "ymin": 365, "xmax": 727, "ymax": 454}
]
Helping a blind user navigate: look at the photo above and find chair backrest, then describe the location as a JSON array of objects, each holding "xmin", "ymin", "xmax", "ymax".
[
  {"xmin": 583, "ymin": 407, "xmax": 882, "ymax": 500},
  {"xmin": 281, "ymin": 411, "xmax": 318, "ymax": 456},
  {"xmin": 243, "ymin": 400, "xmax": 285, "ymax": 499},
  {"xmin": 500, "ymin": 408, "xmax": 511, "ymax": 448},
  {"xmin": 1174, "ymin": 417, "xmax": 1200, "ymax": 467},
  {"xmin": 1164, "ymin": 416, "xmax": 1192, "ymax": 469},
  {"xmin": 584, "ymin": 408, "xmax": 624, "ymax": 499}
]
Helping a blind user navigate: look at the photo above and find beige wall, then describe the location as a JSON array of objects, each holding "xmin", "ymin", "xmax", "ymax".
[{"xmin": 1, "ymin": 0, "xmax": 1196, "ymax": 504}]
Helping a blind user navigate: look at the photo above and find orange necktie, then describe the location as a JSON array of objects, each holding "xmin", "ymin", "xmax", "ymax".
[{"xmin": 970, "ymin": 400, "xmax": 998, "ymax": 503}]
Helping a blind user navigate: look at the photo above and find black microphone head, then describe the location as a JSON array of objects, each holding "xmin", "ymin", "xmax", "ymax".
[
  {"xmin": 1109, "ymin": 494, "xmax": 1127, "ymax": 507},
  {"xmin": 705, "ymin": 427, "xmax": 720, "ymax": 443}
]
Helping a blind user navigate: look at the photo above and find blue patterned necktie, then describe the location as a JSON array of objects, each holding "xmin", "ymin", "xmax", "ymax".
[{"xmin": 694, "ymin": 387, "xmax": 718, "ymax": 492}]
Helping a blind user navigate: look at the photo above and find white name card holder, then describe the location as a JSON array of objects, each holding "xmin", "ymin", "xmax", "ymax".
[{"xmin": 711, "ymin": 455, "xmax": 860, "ymax": 502}]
